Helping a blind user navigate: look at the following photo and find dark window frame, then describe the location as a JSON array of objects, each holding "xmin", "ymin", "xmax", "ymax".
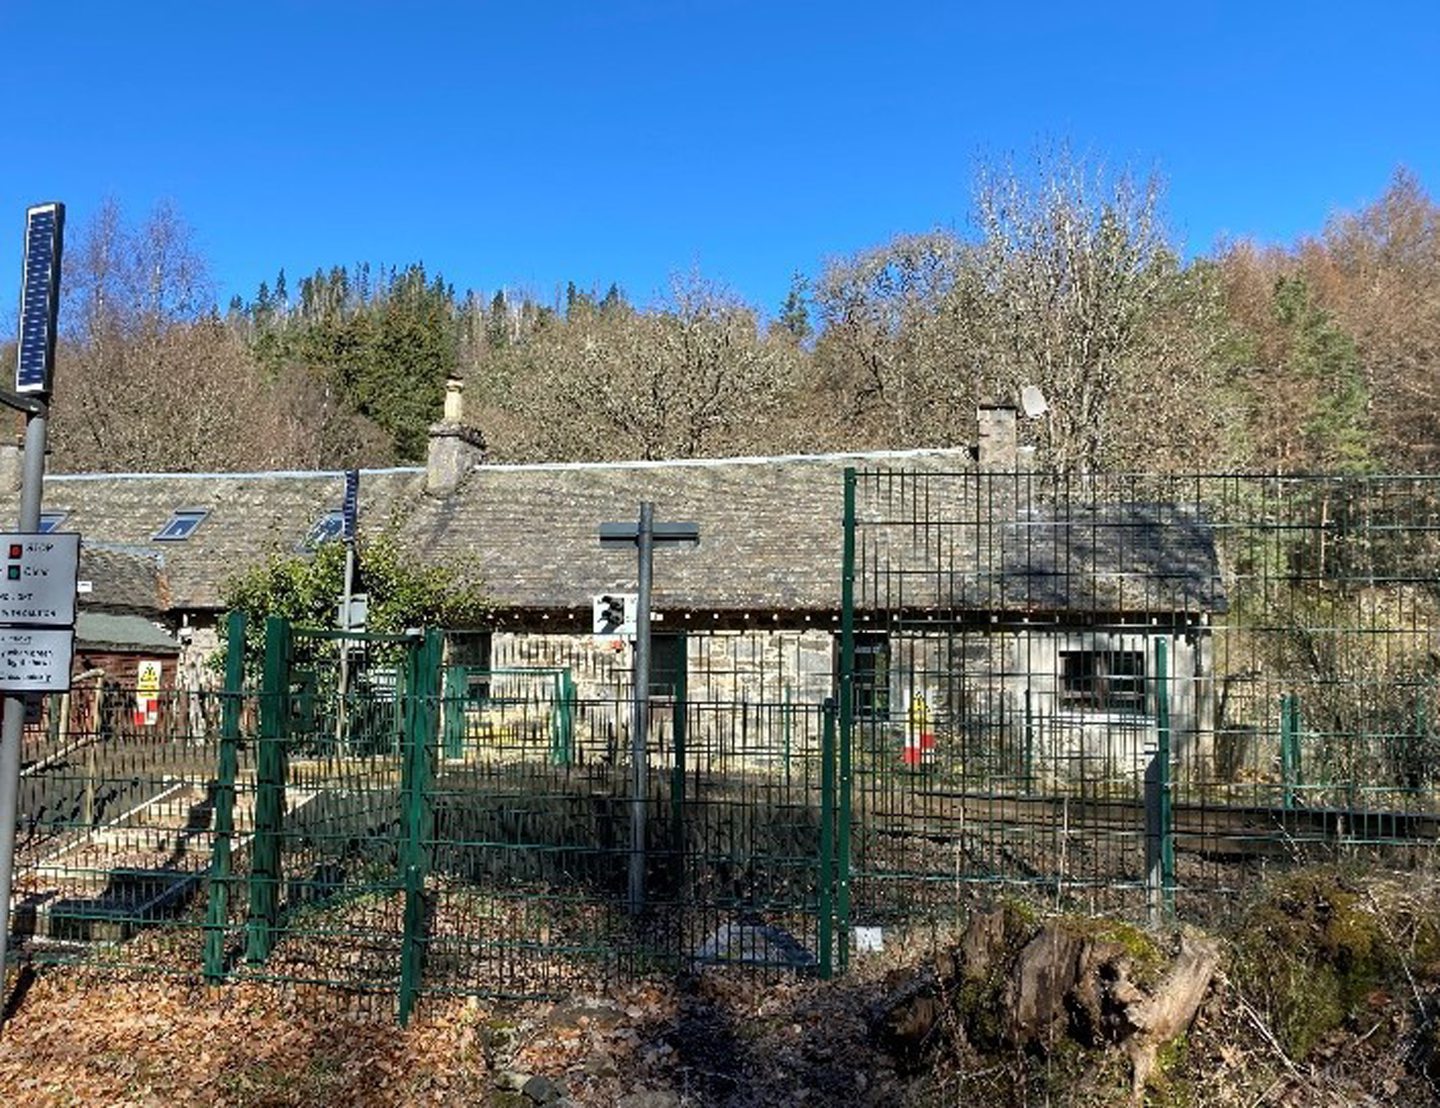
[
  {"xmin": 649, "ymin": 631, "xmax": 687, "ymax": 699},
  {"xmin": 1059, "ymin": 648, "xmax": 1147, "ymax": 714},
  {"xmin": 849, "ymin": 632, "xmax": 891, "ymax": 720},
  {"xmin": 449, "ymin": 632, "xmax": 494, "ymax": 703}
]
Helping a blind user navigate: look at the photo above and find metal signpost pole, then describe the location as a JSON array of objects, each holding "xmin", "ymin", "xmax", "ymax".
[
  {"xmin": 598, "ymin": 510, "xmax": 698, "ymax": 918},
  {"xmin": 629, "ymin": 503, "xmax": 654, "ymax": 915},
  {"xmin": 335, "ymin": 541, "xmax": 356, "ymax": 743},
  {"xmin": 0, "ymin": 203, "xmax": 66, "ymax": 994},
  {"xmin": 0, "ymin": 411, "xmax": 47, "ymax": 985},
  {"xmin": 334, "ymin": 470, "xmax": 359, "ymax": 747}
]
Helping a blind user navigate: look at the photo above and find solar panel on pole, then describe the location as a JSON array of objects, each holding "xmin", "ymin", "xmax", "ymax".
[
  {"xmin": 342, "ymin": 469, "xmax": 360, "ymax": 543},
  {"xmin": 15, "ymin": 203, "xmax": 65, "ymax": 396}
]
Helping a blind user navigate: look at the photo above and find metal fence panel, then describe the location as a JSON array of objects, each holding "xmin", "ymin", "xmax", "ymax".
[{"xmin": 841, "ymin": 468, "xmax": 1440, "ymax": 940}]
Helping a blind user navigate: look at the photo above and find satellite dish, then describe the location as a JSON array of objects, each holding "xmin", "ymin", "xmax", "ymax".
[{"xmin": 1020, "ymin": 385, "xmax": 1050, "ymax": 418}]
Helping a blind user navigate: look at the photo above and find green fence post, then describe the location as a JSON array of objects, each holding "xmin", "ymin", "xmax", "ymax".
[
  {"xmin": 443, "ymin": 664, "xmax": 466, "ymax": 760},
  {"xmin": 670, "ymin": 650, "xmax": 687, "ymax": 897},
  {"xmin": 1157, "ymin": 639, "xmax": 1175, "ymax": 918},
  {"xmin": 818, "ymin": 698, "xmax": 837, "ymax": 980},
  {"xmin": 1280, "ymin": 693, "xmax": 1298, "ymax": 810},
  {"xmin": 246, "ymin": 616, "xmax": 291, "ymax": 966},
  {"xmin": 837, "ymin": 467, "xmax": 857, "ymax": 973},
  {"xmin": 204, "ymin": 611, "xmax": 246, "ymax": 982},
  {"xmin": 1146, "ymin": 639, "xmax": 1175, "ymax": 923},
  {"xmin": 563, "ymin": 670, "xmax": 576, "ymax": 765},
  {"xmin": 1290, "ymin": 695, "xmax": 1303, "ymax": 799},
  {"xmin": 783, "ymin": 683, "xmax": 793, "ymax": 778},
  {"xmin": 551, "ymin": 668, "xmax": 576, "ymax": 766},
  {"xmin": 1415, "ymin": 692, "xmax": 1429, "ymax": 795},
  {"xmin": 1023, "ymin": 687, "xmax": 1035, "ymax": 795},
  {"xmin": 399, "ymin": 629, "xmax": 441, "ymax": 1026}
]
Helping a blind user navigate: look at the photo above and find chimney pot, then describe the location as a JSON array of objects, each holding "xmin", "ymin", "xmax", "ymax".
[{"xmin": 442, "ymin": 376, "xmax": 465, "ymax": 423}]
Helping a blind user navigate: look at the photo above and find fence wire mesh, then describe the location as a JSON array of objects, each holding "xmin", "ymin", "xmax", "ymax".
[
  {"xmin": 11, "ymin": 676, "xmax": 240, "ymax": 975},
  {"xmin": 843, "ymin": 468, "xmax": 1440, "ymax": 935}
]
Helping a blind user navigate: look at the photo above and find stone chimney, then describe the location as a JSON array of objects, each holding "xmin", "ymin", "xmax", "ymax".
[
  {"xmin": 975, "ymin": 405, "xmax": 1022, "ymax": 606},
  {"xmin": 976, "ymin": 404, "xmax": 1018, "ymax": 471},
  {"xmin": 426, "ymin": 376, "xmax": 487, "ymax": 496}
]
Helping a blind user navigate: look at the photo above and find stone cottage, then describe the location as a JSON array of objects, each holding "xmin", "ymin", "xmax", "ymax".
[{"xmin": 0, "ymin": 389, "xmax": 1226, "ymax": 780}]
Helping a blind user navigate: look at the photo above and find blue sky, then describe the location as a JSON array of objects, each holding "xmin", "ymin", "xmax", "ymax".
[{"xmin": 2, "ymin": 1, "xmax": 1438, "ymax": 327}]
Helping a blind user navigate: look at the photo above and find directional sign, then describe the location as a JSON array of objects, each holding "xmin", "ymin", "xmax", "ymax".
[
  {"xmin": 593, "ymin": 593, "xmax": 638, "ymax": 638},
  {"xmin": 0, "ymin": 532, "xmax": 79, "ymax": 626},
  {"xmin": 0, "ymin": 628, "xmax": 75, "ymax": 692}
]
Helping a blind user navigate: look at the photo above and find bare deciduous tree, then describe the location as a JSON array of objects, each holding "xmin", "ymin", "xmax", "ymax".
[
  {"xmin": 486, "ymin": 274, "xmax": 797, "ymax": 461},
  {"xmin": 46, "ymin": 201, "xmax": 380, "ymax": 473},
  {"xmin": 812, "ymin": 232, "xmax": 973, "ymax": 447},
  {"xmin": 1300, "ymin": 169, "xmax": 1440, "ymax": 469},
  {"xmin": 965, "ymin": 149, "xmax": 1188, "ymax": 473},
  {"xmin": 812, "ymin": 148, "xmax": 1226, "ymax": 472}
]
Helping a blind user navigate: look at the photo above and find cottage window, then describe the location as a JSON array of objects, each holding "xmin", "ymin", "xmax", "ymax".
[
  {"xmin": 851, "ymin": 633, "xmax": 891, "ymax": 720},
  {"xmin": 1060, "ymin": 650, "xmax": 1146, "ymax": 713},
  {"xmin": 650, "ymin": 632, "xmax": 686, "ymax": 698}
]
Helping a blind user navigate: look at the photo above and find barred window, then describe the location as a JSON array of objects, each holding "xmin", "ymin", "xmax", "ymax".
[
  {"xmin": 1060, "ymin": 649, "xmax": 1146, "ymax": 713},
  {"xmin": 852, "ymin": 633, "xmax": 891, "ymax": 719}
]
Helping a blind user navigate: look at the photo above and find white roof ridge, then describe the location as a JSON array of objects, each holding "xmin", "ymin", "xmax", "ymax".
[
  {"xmin": 47, "ymin": 466, "xmax": 426, "ymax": 483},
  {"xmin": 40, "ymin": 447, "xmax": 973, "ymax": 482},
  {"xmin": 467, "ymin": 447, "xmax": 973, "ymax": 474}
]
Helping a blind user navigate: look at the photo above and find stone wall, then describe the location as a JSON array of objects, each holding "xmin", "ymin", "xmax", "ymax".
[
  {"xmin": 883, "ymin": 628, "xmax": 1214, "ymax": 787},
  {"xmin": 489, "ymin": 628, "xmax": 834, "ymax": 704}
]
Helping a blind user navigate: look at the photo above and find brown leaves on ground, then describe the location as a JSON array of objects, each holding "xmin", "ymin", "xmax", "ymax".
[
  {"xmin": 7, "ymin": 876, "xmax": 1440, "ymax": 1108},
  {"xmin": 0, "ymin": 971, "xmax": 492, "ymax": 1107},
  {"xmin": 0, "ymin": 966, "xmax": 905, "ymax": 1108}
]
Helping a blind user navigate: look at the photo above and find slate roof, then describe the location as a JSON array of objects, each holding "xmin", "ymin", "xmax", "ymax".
[
  {"xmin": 847, "ymin": 480, "xmax": 1227, "ymax": 617},
  {"xmin": 76, "ymin": 611, "xmax": 179, "ymax": 653},
  {"xmin": 0, "ymin": 450, "xmax": 1227, "ymax": 620},
  {"xmin": 11, "ymin": 468, "xmax": 424, "ymax": 610},
  {"xmin": 405, "ymin": 449, "xmax": 978, "ymax": 613},
  {"xmin": 994, "ymin": 504, "xmax": 1226, "ymax": 615},
  {"xmin": 77, "ymin": 543, "xmax": 169, "ymax": 614}
]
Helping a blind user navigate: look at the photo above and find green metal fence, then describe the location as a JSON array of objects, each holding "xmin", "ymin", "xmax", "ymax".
[
  {"xmin": 13, "ymin": 466, "xmax": 1440, "ymax": 1016},
  {"xmin": 11, "ymin": 651, "xmax": 238, "ymax": 972},
  {"xmin": 10, "ymin": 615, "xmax": 845, "ymax": 1018},
  {"xmin": 40, "ymin": 614, "xmax": 833, "ymax": 1020},
  {"xmin": 840, "ymin": 467, "xmax": 1440, "ymax": 938}
]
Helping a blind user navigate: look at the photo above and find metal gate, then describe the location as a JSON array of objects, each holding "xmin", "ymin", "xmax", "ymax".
[{"xmin": 206, "ymin": 616, "xmax": 842, "ymax": 1021}]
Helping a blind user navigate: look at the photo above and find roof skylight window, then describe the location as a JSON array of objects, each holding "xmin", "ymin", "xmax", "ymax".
[{"xmin": 154, "ymin": 509, "xmax": 208, "ymax": 542}]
